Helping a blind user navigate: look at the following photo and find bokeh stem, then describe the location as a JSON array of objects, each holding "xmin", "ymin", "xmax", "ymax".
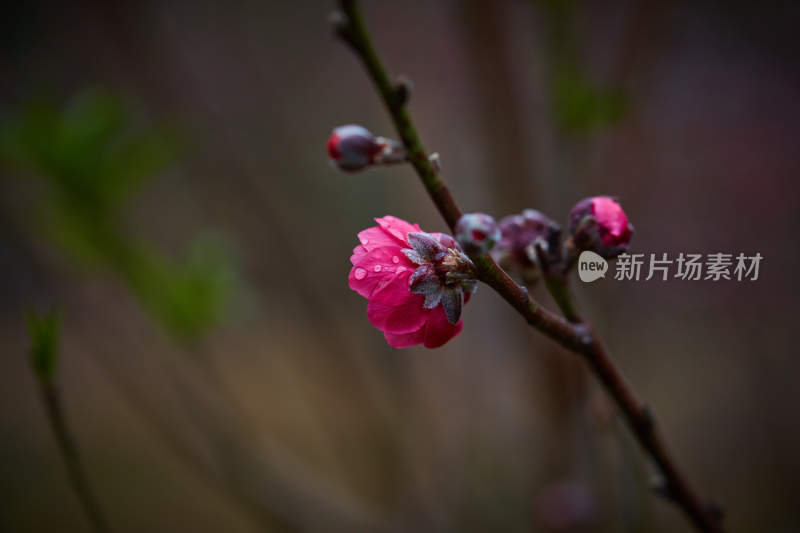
[{"xmin": 39, "ymin": 381, "xmax": 112, "ymax": 533}]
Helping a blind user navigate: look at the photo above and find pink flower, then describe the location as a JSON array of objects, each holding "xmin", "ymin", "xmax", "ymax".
[
  {"xmin": 568, "ymin": 196, "xmax": 633, "ymax": 258},
  {"xmin": 348, "ymin": 216, "xmax": 476, "ymax": 349}
]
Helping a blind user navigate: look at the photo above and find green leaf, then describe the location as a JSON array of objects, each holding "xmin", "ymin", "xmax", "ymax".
[{"xmin": 5, "ymin": 90, "xmax": 234, "ymax": 341}]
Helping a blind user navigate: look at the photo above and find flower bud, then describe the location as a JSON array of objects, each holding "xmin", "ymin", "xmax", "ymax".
[
  {"xmin": 454, "ymin": 213, "xmax": 501, "ymax": 254},
  {"xmin": 568, "ymin": 196, "xmax": 633, "ymax": 258},
  {"xmin": 327, "ymin": 125, "xmax": 383, "ymax": 172},
  {"xmin": 327, "ymin": 124, "xmax": 407, "ymax": 172},
  {"xmin": 492, "ymin": 209, "xmax": 561, "ymax": 282}
]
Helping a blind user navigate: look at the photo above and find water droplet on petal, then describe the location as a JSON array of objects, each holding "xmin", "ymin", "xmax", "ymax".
[
  {"xmin": 373, "ymin": 265, "xmax": 382, "ymax": 273},
  {"xmin": 354, "ymin": 267, "xmax": 367, "ymax": 280},
  {"xmin": 396, "ymin": 266, "xmax": 406, "ymax": 273},
  {"xmin": 392, "ymin": 255, "xmax": 400, "ymax": 263},
  {"xmin": 359, "ymin": 236, "xmax": 369, "ymax": 245}
]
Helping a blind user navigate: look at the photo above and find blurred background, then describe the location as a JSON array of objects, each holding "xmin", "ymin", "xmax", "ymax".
[{"xmin": 1, "ymin": 1, "xmax": 797, "ymax": 531}]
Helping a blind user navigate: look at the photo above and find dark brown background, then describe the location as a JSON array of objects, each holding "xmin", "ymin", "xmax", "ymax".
[{"xmin": 1, "ymin": 1, "xmax": 797, "ymax": 531}]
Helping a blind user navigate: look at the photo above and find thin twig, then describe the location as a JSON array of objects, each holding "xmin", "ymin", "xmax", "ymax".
[
  {"xmin": 333, "ymin": 2, "xmax": 723, "ymax": 531},
  {"xmin": 39, "ymin": 382, "xmax": 112, "ymax": 533}
]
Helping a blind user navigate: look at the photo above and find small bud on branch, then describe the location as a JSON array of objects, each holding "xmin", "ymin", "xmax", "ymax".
[
  {"xmin": 327, "ymin": 125, "xmax": 407, "ymax": 172},
  {"xmin": 568, "ymin": 196, "xmax": 633, "ymax": 258},
  {"xmin": 493, "ymin": 209, "xmax": 561, "ymax": 283},
  {"xmin": 455, "ymin": 213, "xmax": 501, "ymax": 255}
]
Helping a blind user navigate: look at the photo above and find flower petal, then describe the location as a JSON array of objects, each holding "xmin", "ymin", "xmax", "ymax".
[
  {"xmin": 349, "ymin": 246, "xmax": 411, "ymax": 299},
  {"xmin": 383, "ymin": 327, "xmax": 426, "ymax": 348},
  {"xmin": 351, "ymin": 244, "xmax": 369, "ymax": 260},
  {"xmin": 366, "ymin": 269, "xmax": 428, "ymax": 334},
  {"xmin": 357, "ymin": 227, "xmax": 398, "ymax": 253},
  {"xmin": 375, "ymin": 216, "xmax": 421, "ymax": 244},
  {"xmin": 422, "ymin": 306, "xmax": 463, "ymax": 348},
  {"xmin": 591, "ymin": 197, "xmax": 631, "ymax": 245}
]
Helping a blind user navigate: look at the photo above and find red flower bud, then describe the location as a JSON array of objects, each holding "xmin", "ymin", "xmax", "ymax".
[
  {"xmin": 327, "ymin": 125, "xmax": 383, "ymax": 172},
  {"xmin": 455, "ymin": 213, "xmax": 501, "ymax": 254},
  {"xmin": 568, "ymin": 196, "xmax": 633, "ymax": 258},
  {"xmin": 327, "ymin": 125, "xmax": 407, "ymax": 172}
]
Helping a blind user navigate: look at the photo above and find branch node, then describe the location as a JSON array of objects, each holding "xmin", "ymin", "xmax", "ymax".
[
  {"xmin": 573, "ymin": 323, "xmax": 593, "ymax": 346},
  {"xmin": 329, "ymin": 10, "xmax": 356, "ymax": 48},
  {"xmin": 650, "ymin": 474, "xmax": 676, "ymax": 501},
  {"xmin": 394, "ymin": 76, "xmax": 413, "ymax": 106},
  {"xmin": 429, "ymin": 152, "xmax": 441, "ymax": 173}
]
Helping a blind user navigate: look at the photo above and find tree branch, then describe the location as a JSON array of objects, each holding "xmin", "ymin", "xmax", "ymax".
[{"xmin": 333, "ymin": 2, "xmax": 723, "ymax": 531}]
